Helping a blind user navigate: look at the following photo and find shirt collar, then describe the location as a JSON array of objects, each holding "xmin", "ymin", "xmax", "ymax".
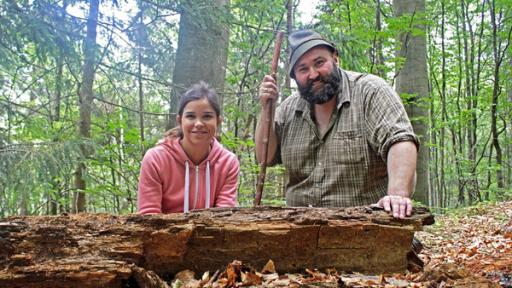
[{"xmin": 336, "ymin": 67, "xmax": 351, "ymax": 110}]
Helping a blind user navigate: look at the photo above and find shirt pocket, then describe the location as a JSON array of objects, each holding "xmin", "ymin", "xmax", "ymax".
[{"xmin": 331, "ymin": 130, "xmax": 365, "ymax": 165}]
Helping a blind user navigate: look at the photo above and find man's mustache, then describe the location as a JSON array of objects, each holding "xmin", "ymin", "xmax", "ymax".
[{"xmin": 306, "ymin": 76, "xmax": 325, "ymax": 88}]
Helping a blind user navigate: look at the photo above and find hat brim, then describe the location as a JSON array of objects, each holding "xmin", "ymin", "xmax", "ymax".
[{"xmin": 289, "ymin": 39, "xmax": 335, "ymax": 78}]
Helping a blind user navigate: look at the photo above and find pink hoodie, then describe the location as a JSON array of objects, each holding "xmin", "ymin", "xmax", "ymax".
[{"xmin": 137, "ymin": 137, "xmax": 239, "ymax": 214}]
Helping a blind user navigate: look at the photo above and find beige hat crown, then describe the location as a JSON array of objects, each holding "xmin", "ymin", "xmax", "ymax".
[{"xmin": 288, "ymin": 30, "xmax": 336, "ymax": 78}]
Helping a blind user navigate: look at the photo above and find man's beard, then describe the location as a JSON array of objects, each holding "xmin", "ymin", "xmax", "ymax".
[{"xmin": 297, "ymin": 67, "xmax": 341, "ymax": 105}]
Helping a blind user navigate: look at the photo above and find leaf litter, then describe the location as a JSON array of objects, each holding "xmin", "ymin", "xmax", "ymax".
[{"xmin": 171, "ymin": 201, "xmax": 512, "ymax": 287}]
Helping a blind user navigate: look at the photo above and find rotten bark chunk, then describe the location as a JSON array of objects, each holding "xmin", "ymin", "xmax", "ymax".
[{"xmin": 0, "ymin": 206, "xmax": 433, "ymax": 287}]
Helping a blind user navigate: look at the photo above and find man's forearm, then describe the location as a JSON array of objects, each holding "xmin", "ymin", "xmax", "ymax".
[
  {"xmin": 386, "ymin": 141, "xmax": 418, "ymax": 197},
  {"xmin": 255, "ymin": 108, "xmax": 278, "ymax": 165}
]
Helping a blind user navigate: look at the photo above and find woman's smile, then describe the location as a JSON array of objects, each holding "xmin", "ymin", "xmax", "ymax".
[{"xmin": 177, "ymin": 98, "xmax": 221, "ymax": 156}]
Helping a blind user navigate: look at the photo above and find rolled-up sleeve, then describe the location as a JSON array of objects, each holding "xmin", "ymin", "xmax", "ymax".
[{"xmin": 364, "ymin": 78, "xmax": 420, "ymax": 162}]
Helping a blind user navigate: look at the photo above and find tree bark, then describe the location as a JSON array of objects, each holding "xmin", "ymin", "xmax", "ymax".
[
  {"xmin": 489, "ymin": 0, "xmax": 506, "ymax": 197},
  {"xmin": 393, "ymin": 0, "xmax": 430, "ymax": 205},
  {"xmin": 508, "ymin": 57, "xmax": 512, "ymax": 189},
  {"xmin": 453, "ymin": 5, "xmax": 466, "ymax": 207},
  {"xmin": 0, "ymin": 206, "xmax": 433, "ymax": 287},
  {"xmin": 285, "ymin": 0, "xmax": 294, "ymax": 91},
  {"xmin": 460, "ymin": 0, "xmax": 480, "ymax": 205},
  {"xmin": 439, "ymin": 0, "xmax": 447, "ymax": 209},
  {"xmin": 373, "ymin": 0, "xmax": 385, "ymax": 78},
  {"xmin": 168, "ymin": 0, "xmax": 230, "ymax": 130}
]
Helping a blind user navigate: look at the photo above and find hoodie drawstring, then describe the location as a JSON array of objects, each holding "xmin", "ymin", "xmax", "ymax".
[
  {"xmin": 193, "ymin": 165, "xmax": 199, "ymax": 209},
  {"xmin": 205, "ymin": 161, "xmax": 210, "ymax": 209},
  {"xmin": 183, "ymin": 160, "xmax": 212, "ymax": 212},
  {"xmin": 184, "ymin": 160, "xmax": 190, "ymax": 213}
]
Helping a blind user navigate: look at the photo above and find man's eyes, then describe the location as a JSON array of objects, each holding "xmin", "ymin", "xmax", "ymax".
[
  {"xmin": 315, "ymin": 60, "xmax": 325, "ymax": 67},
  {"xmin": 297, "ymin": 61, "xmax": 325, "ymax": 73},
  {"xmin": 298, "ymin": 67, "xmax": 308, "ymax": 73}
]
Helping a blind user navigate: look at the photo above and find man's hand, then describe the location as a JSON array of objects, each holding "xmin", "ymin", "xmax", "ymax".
[
  {"xmin": 255, "ymin": 75, "xmax": 279, "ymax": 165},
  {"xmin": 377, "ymin": 195, "xmax": 412, "ymax": 219},
  {"xmin": 259, "ymin": 75, "xmax": 279, "ymax": 107},
  {"xmin": 383, "ymin": 141, "xmax": 417, "ymax": 219}
]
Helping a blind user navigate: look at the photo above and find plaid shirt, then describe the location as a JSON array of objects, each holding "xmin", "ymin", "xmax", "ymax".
[{"xmin": 273, "ymin": 69, "xmax": 419, "ymax": 207}]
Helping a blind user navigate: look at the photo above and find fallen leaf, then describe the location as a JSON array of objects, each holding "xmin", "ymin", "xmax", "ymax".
[
  {"xmin": 261, "ymin": 259, "xmax": 276, "ymax": 274},
  {"xmin": 240, "ymin": 270, "xmax": 262, "ymax": 286}
]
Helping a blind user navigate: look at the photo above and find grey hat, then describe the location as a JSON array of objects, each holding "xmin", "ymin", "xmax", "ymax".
[{"xmin": 288, "ymin": 30, "xmax": 336, "ymax": 78}]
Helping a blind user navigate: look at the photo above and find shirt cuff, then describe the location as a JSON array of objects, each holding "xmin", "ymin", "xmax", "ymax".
[{"xmin": 380, "ymin": 134, "xmax": 420, "ymax": 162}]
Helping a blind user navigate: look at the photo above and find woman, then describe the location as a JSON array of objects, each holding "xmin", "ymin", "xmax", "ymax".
[{"xmin": 138, "ymin": 82, "xmax": 239, "ymax": 214}]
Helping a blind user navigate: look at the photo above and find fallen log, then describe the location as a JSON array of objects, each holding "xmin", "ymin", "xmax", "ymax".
[{"xmin": 0, "ymin": 206, "xmax": 434, "ymax": 287}]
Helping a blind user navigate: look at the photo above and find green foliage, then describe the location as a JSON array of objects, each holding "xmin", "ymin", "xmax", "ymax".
[
  {"xmin": 0, "ymin": 0, "xmax": 510, "ymax": 216},
  {"xmin": 0, "ymin": 140, "xmax": 86, "ymax": 217}
]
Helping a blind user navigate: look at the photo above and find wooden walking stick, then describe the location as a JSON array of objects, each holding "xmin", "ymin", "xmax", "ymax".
[{"xmin": 255, "ymin": 31, "xmax": 284, "ymax": 206}]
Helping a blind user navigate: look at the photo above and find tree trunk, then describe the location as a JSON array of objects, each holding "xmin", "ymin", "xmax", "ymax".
[
  {"xmin": 507, "ymin": 57, "xmax": 512, "ymax": 189},
  {"xmin": 50, "ymin": 0, "xmax": 68, "ymax": 214},
  {"xmin": 168, "ymin": 0, "xmax": 230, "ymax": 129},
  {"xmin": 373, "ymin": 0, "xmax": 385, "ymax": 78},
  {"xmin": 454, "ymin": 5, "xmax": 466, "ymax": 207},
  {"xmin": 49, "ymin": 54, "xmax": 63, "ymax": 215},
  {"xmin": 74, "ymin": 0, "xmax": 99, "ymax": 213},
  {"xmin": 135, "ymin": 6, "xmax": 146, "ymax": 158},
  {"xmin": 0, "ymin": 206, "xmax": 433, "ymax": 287},
  {"xmin": 393, "ymin": 0, "xmax": 430, "ymax": 205},
  {"xmin": 285, "ymin": 0, "xmax": 293, "ymax": 91},
  {"xmin": 489, "ymin": 0, "xmax": 505, "ymax": 197},
  {"xmin": 460, "ymin": 0, "xmax": 480, "ymax": 205},
  {"xmin": 138, "ymin": 47, "xmax": 145, "ymax": 157},
  {"xmin": 439, "ymin": 0, "xmax": 447, "ymax": 209}
]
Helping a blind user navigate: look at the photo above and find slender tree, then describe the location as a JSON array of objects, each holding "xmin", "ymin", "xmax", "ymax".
[
  {"xmin": 453, "ymin": 3, "xmax": 466, "ymax": 206},
  {"xmin": 461, "ymin": 0, "xmax": 479, "ymax": 204},
  {"xmin": 372, "ymin": 0, "xmax": 385, "ymax": 78},
  {"xmin": 284, "ymin": 0, "xmax": 294, "ymax": 91},
  {"xmin": 508, "ymin": 56, "xmax": 512, "ymax": 189},
  {"xmin": 438, "ymin": 0, "xmax": 446, "ymax": 208},
  {"xmin": 74, "ymin": 0, "xmax": 99, "ymax": 212},
  {"xmin": 489, "ymin": 0, "xmax": 508, "ymax": 197},
  {"xmin": 49, "ymin": 0, "xmax": 70, "ymax": 215}
]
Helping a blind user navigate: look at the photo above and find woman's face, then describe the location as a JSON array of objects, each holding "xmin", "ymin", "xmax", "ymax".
[{"xmin": 177, "ymin": 98, "xmax": 221, "ymax": 146}]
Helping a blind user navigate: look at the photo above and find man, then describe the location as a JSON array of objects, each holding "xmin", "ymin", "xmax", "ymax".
[{"xmin": 256, "ymin": 30, "xmax": 419, "ymax": 219}]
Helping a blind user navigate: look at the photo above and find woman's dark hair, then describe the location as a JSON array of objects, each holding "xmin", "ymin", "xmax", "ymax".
[
  {"xmin": 164, "ymin": 81, "xmax": 221, "ymax": 139},
  {"xmin": 178, "ymin": 81, "xmax": 221, "ymax": 117}
]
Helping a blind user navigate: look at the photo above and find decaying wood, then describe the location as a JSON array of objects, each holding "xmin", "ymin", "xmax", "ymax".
[{"xmin": 0, "ymin": 206, "xmax": 434, "ymax": 287}]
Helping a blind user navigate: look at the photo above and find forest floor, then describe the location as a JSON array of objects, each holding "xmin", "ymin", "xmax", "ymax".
[
  {"xmin": 411, "ymin": 200, "xmax": 512, "ymax": 287},
  {"xmin": 172, "ymin": 201, "xmax": 512, "ymax": 287}
]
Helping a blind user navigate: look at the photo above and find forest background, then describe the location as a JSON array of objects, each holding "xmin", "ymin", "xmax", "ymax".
[{"xmin": 0, "ymin": 0, "xmax": 510, "ymax": 217}]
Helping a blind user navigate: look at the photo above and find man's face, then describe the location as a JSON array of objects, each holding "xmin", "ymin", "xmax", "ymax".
[{"xmin": 293, "ymin": 46, "xmax": 340, "ymax": 105}]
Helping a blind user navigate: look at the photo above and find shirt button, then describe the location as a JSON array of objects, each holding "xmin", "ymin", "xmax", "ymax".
[{"xmin": 318, "ymin": 162, "xmax": 322, "ymax": 166}]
